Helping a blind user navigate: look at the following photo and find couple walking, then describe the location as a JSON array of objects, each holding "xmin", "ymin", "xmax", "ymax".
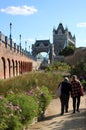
[{"xmin": 59, "ymin": 75, "xmax": 84, "ymax": 115}]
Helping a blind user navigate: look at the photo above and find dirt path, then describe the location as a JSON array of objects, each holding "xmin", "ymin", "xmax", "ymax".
[{"xmin": 28, "ymin": 94, "xmax": 86, "ymax": 130}]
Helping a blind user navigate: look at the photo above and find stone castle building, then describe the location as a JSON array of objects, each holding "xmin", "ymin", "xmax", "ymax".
[{"xmin": 53, "ymin": 23, "xmax": 76, "ymax": 56}]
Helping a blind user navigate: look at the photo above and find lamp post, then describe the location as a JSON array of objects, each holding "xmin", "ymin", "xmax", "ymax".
[
  {"xmin": 9, "ymin": 22, "xmax": 12, "ymax": 50},
  {"xmin": 19, "ymin": 34, "xmax": 21, "ymax": 53},
  {"xmin": 19, "ymin": 34, "xmax": 21, "ymax": 47},
  {"xmin": 10, "ymin": 22, "xmax": 12, "ymax": 40}
]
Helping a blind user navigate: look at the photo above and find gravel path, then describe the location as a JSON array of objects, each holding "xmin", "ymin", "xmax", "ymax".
[{"xmin": 28, "ymin": 94, "xmax": 86, "ymax": 130}]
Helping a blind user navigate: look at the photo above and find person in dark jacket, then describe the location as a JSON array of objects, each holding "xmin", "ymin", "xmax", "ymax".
[
  {"xmin": 71, "ymin": 75, "xmax": 82, "ymax": 113},
  {"xmin": 60, "ymin": 77, "xmax": 71, "ymax": 115}
]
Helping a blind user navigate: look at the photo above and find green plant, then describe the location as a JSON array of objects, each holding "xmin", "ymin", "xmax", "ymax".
[
  {"xmin": 0, "ymin": 71, "xmax": 66, "ymax": 129},
  {"xmin": 6, "ymin": 115, "xmax": 23, "ymax": 130},
  {"xmin": 0, "ymin": 84, "xmax": 52, "ymax": 129},
  {"xmin": 59, "ymin": 46, "xmax": 76, "ymax": 56},
  {"xmin": 0, "ymin": 96, "xmax": 23, "ymax": 130},
  {"xmin": 7, "ymin": 93, "xmax": 39, "ymax": 125},
  {"xmin": 0, "ymin": 96, "xmax": 8, "ymax": 130},
  {"xmin": 81, "ymin": 80, "xmax": 86, "ymax": 91},
  {"xmin": 70, "ymin": 61, "xmax": 86, "ymax": 77}
]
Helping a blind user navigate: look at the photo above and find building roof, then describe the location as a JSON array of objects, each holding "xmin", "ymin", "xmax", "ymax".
[
  {"xmin": 35, "ymin": 40, "xmax": 50, "ymax": 47},
  {"xmin": 57, "ymin": 23, "xmax": 65, "ymax": 34}
]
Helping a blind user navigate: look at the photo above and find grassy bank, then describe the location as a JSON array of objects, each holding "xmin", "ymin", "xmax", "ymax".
[
  {"xmin": 0, "ymin": 71, "xmax": 64, "ymax": 130},
  {"xmin": 0, "ymin": 71, "xmax": 63, "ymax": 95}
]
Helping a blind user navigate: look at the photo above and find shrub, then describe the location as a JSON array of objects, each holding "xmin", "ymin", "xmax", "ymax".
[
  {"xmin": 0, "ymin": 85, "xmax": 52, "ymax": 130},
  {"xmin": 81, "ymin": 80, "xmax": 86, "ymax": 91},
  {"xmin": 70, "ymin": 61, "xmax": 86, "ymax": 77},
  {"xmin": 0, "ymin": 96, "xmax": 8, "ymax": 130},
  {"xmin": 59, "ymin": 46, "xmax": 76, "ymax": 56},
  {"xmin": 0, "ymin": 95, "xmax": 22, "ymax": 130},
  {"xmin": 37, "ymin": 86, "xmax": 52, "ymax": 120},
  {"xmin": 7, "ymin": 93, "xmax": 39, "ymax": 124},
  {"xmin": 0, "ymin": 71, "xmax": 64, "ymax": 129}
]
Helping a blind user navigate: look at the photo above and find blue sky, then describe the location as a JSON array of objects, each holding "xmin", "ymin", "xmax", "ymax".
[{"xmin": 0, "ymin": 0, "xmax": 86, "ymax": 52}]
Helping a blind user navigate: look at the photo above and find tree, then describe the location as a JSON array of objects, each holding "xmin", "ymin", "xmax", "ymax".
[
  {"xmin": 59, "ymin": 46, "xmax": 76, "ymax": 56},
  {"xmin": 70, "ymin": 61, "xmax": 86, "ymax": 78}
]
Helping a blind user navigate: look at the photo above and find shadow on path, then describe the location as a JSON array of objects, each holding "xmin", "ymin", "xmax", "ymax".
[
  {"xmin": 29, "ymin": 95, "xmax": 86, "ymax": 130},
  {"xmin": 41, "ymin": 113, "xmax": 61, "ymax": 121},
  {"xmin": 38, "ymin": 109, "xmax": 86, "ymax": 130}
]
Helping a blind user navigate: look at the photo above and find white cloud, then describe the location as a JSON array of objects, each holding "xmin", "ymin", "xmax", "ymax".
[
  {"xmin": 0, "ymin": 5, "xmax": 37, "ymax": 15},
  {"xmin": 77, "ymin": 22, "xmax": 86, "ymax": 27}
]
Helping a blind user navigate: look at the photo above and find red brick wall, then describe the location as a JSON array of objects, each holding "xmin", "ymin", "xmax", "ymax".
[{"xmin": 0, "ymin": 40, "xmax": 33, "ymax": 79}]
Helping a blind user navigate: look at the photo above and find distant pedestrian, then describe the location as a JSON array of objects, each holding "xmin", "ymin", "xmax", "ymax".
[
  {"xmin": 71, "ymin": 75, "xmax": 83, "ymax": 113},
  {"xmin": 60, "ymin": 77, "xmax": 71, "ymax": 115}
]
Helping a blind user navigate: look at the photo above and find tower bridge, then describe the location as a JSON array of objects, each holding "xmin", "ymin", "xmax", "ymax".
[
  {"xmin": 32, "ymin": 23, "xmax": 76, "ymax": 63},
  {"xmin": 0, "ymin": 22, "xmax": 76, "ymax": 79}
]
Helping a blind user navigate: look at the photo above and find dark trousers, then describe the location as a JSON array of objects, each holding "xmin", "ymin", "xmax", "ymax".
[
  {"xmin": 72, "ymin": 95, "xmax": 81, "ymax": 112},
  {"xmin": 60, "ymin": 94, "xmax": 69, "ymax": 114}
]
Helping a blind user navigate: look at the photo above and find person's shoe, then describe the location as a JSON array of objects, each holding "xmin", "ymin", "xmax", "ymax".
[
  {"xmin": 77, "ymin": 109, "xmax": 80, "ymax": 112},
  {"xmin": 60, "ymin": 113, "xmax": 64, "ymax": 116},
  {"xmin": 72, "ymin": 111, "xmax": 75, "ymax": 114},
  {"xmin": 65, "ymin": 110, "xmax": 68, "ymax": 113}
]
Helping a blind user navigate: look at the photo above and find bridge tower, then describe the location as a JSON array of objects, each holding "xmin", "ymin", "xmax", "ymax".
[{"xmin": 53, "ymin": 23, "xmax": 76, "ymax": 56}]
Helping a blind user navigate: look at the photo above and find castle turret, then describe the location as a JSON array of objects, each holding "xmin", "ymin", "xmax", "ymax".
[{"xmin": 53, "ymin": 23, "xmax": 76, "ymax": 56}]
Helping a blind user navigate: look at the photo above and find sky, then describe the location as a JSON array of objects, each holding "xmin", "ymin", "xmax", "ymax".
[{"xmin": 0, "ymin": 0, "xmax": 86, "ymax": 53}]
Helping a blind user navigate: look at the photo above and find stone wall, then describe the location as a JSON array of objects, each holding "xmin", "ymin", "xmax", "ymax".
[{"xmin": 64, "ymin": 47, "xmax": 86, "ymax": 65}]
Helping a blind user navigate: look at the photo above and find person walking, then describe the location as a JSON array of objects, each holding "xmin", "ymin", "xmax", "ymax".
[
  {"xmin": 71, "ymin": 75, "xmax": 83, "ymax": 113},
  {"xmin": 60, "ymin": 77, "xmax": 71, "ymax": 115}
]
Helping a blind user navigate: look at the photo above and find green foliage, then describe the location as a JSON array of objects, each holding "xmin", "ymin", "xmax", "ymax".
[
  {"xmin": 81, "ymin": 80, "xmax": 86, "ymax": 91},
  {"xmin": 0, "ymin": 97, "xmax": 8, "ymax": 130},
  {"xmin": 45, "ymin": 62, "xmax": 70, "ymax": 73},
  {"xmin": 38, "ymin": 86, "xmax": 52, "ymax": 115},
  {"xmin": 7, "ymin": 93, "xmax": 38, "ymax": 124},
  {"xmin": 6, "ymin": 115, "xmax": 23, "ymax": 130},
  {"xmin": 0, "ymin": 72, "xmax": 63, "ymax": 96},
  {"xmin": 0, "ymin": 69, "xmax": 66, "ymax": 129},
  {"xmin": 45, "ymin": 65, "xmax": 54, "ymax": 72},
  {"xmin": 70, "ymin": 61, "xmax": 86, "ymax": 77},
  {"xmin": 0, "ymin": 85, "xmax": 52, "ymax": 130},
  {"xmin": 0, "ymin": 96, "xmax": 22, "ymax": 130},
  {"xmin": 53, "ymin": 62, "xmax": 70, "ymax": 72},
  {"xmin": 59, "ymin": 46, "xmax": 76, "ymax": 56}
]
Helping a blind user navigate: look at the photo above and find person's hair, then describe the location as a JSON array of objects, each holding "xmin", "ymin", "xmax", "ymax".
[
  {"xmin": 64, "ymin": 77, "xmax": 69, "ymax": 82},
  {"xmin": 72, "ymin": 75, "xmax": 78, "ymax": 81}
]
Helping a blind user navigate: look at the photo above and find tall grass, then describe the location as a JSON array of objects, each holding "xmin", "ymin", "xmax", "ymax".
[{"xmin": 0, "ymin": 72, "xmax": 63, "ymax": 96}]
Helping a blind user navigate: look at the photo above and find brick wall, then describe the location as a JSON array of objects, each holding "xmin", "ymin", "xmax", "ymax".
[{"xmin": 0, "ymin": 32, "xmax": 34, "ymax": 79}]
